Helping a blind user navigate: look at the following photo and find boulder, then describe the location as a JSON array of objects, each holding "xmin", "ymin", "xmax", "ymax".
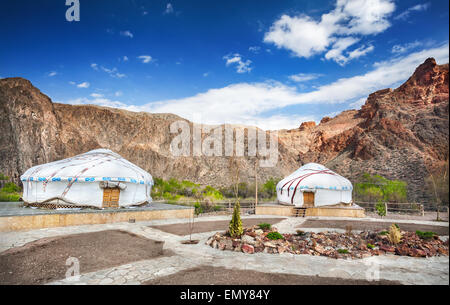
[{"xmin": 242, "ymin": 244, "xmax": 255, "ymax": 254}]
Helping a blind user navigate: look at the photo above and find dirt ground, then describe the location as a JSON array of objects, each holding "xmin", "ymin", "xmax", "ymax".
[
  {"xmin": 144, "ymin": 265, "xmax": 401, "ymax": 285},
  {"xmin": 150, "ymin": 218, "xmax": 285, "ymax": 236},
  {"xmin": 0, "ymin": 230, "xmax": 172, "ymax": 285},
  {"xmin": 298, "ymin": 219, "xmax": 449, "ymax": 235}
]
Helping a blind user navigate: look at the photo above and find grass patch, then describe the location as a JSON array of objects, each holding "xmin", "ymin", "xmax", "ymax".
[
  {"xmin": 266, "ymin": 232, "xmax": 284, "ymax": 240},
  {"xmin": 337, "ymin": 248, "xmax": 349, "ymax": 254},
  {"xmin": 258, "ymin": 223, "xmax": 272, "ymax": 231}
]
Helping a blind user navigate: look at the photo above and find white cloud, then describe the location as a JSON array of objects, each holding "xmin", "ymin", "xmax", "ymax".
[
  {"xmin": 115, "ymin": 91, "xmax": 123, "ymax": 97},
  {"xmin": 138, "ymin": 55, "xmax": 153, "ymax": 63},
  {"xmin": 122, "ymin": 56, "xmax": 129, "ymax": 62},
  {"xmin": 349, "ymin": 97, "xmax": 367, "ymax": 109},
  {"xmin": 76, "ymin": 82, "xmax": 90, "ymax": 88},
  {"xmin": 91, "ymin": 64, "xmax": 125, "ymax": 78},
  {"xmin": 391, "ymin": 41, "xmax": 422, "ymax": 54},
  {"xmin": 164, "ymin": 3, "xmax": 174, "ymax": 14},
  {"xmin": 62, "ymin": 44, "xmax": 448, "ymax": 130},
  {"xmin": 120, "ymin": 30, "xmax": 134, "ymax": 38},
  {"xmin": 90, "ymin": 93, "xmax": 103, "ymax": 98},
  {"xmin": 203, "ymin": 72, "xmax": 209, "ymax": 77},
  {"xmin": 395, "ymin": 2, "xmax": 430, "ymax": 20},
  {"xmin": 223, "ymin": 53, "xmax": 252, "ymax": 73},
  {"xmin": 47, "ymin": 71, "xmax": 57, "ymax": 77},
  {"xmin": 289, "ymin": 73, "xmax": 322, "ymax": 82},
  {"xmin": 249, "ymin": 46, "xmax": 261, "ymax": 54},
  {"xmin": 264, "ymin": 0, "xmax": 395, "ymax": 65}
]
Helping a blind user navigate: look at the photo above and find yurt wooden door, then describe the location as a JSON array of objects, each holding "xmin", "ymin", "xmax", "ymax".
[
  {"xmin": 102, "ymin": 188, "xmax": 120, "ymax": 208},
  {"xmin": 303, "ymin": 192, "xmax": 315, "ymax": 207}
]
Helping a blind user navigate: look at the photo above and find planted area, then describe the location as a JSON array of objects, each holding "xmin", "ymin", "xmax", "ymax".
[{"xmin": 207, "ymin": 224, "xmax": 449, "ymax": 258}]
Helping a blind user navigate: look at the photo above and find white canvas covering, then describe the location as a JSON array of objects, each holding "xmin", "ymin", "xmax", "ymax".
[
  {"xmin": 20, "ymin": 149, "xmax": 153, "ymax": 208},
  {"xmin": 276, "ymin": 163, "xmax": 352, "ymax": 207}
]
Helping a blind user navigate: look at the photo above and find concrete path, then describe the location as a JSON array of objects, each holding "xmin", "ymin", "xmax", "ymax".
[{"xmin": 0, "ymin": 215, "xmax": 448, "ymax": 285}]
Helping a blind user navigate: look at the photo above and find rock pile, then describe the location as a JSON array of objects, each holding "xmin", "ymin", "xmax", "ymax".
[{"xmin": 206, "ymin": 226, "xmax": 449, "ymax": 259}]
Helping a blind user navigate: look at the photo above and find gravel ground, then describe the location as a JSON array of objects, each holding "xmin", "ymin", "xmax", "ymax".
[
  {"xmin": 297, "ymin": 219, "xmax": 449, "ymax": 235},
  {"xmin": 144, "ymin": 265, "xmax": 402, "ymax": 285},
  {"xmin": 150, "ymin": 218, "xmax": 285, "ymax": 236},
  {"xmin": 0, "ymin": 230, "xmax": 171, "ymax": 285}
]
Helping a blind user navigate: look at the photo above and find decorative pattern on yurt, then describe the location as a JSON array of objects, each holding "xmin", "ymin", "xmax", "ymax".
[
  {"xmin": 276, "ymin": 163, "xmax": 352, "ymax": 207},
  {"xmin": 21, "ymin": 149, "xmax": 154, "ymax": 208}
]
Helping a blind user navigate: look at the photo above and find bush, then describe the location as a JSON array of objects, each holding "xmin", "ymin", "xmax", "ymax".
[
  {"xmin": 229, "ymin": 201, "xmax": 243, "ymax": 238},
  {"xmin": 266, "ymin": 231, "xmax": 284, "ymax": 240},
  {"xmin": 0, "ymin": 181, "xmax": 21, "ymax": 202},
  {"xmin": 354, "ymin": 173, "xmax": 407, "ymax": 203},
  {"xmin": 387, "ymin": 224, "xmax": 402, "ymax": 245},
  {"xmin": 0, "ymin": 192, "xmax": 21, "ymax": 202},
  {"xmin": 375, "ymin": 202, "xmax": 386, "ymax": 217},
  {"xmin": 194, "ymin": 202, "xmax": 203, "ymax": 215},
  {"xmin": 379, "ymin": 230, "xmax": 389, "ymax": 235},
  {"xmin": 367, "ymin": 243, "xmax": 375, "ymax": 249},
  {"xmin": 296, "ymin": 230, "xmax": 305, "ymax": 236},
  {"xmin": 416, "ymin": 230, "xmax": 437, "ymax": 240},
  {"xmin": 1, "ymin": 182, "xmax": 21, "ymax": 193},
  {"xmin": 258, "ymin": 223, "xmax": 272, "ymax": 231},
  {"xmin": 0, "ymin": 173, "xmax": 9, "ymax": 180},
  {"xmin": 337, "ymin": 248, "xmax": 349, "ymax": 254}
]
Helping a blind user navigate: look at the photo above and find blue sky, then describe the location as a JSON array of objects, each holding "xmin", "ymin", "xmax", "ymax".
[{"xmin": 0, "ymin": 0, "xmax": 448, "ymax": 129}]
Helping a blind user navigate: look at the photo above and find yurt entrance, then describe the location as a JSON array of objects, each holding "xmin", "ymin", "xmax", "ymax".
[
  {"xmin": 303, "ymin": 192, "xmax": 315, "ymax": 207},
  {"xmin": 102, "ymin": 188, "xmax": 120, "ymax": 208}
]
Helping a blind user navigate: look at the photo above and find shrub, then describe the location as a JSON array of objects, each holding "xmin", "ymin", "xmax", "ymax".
[
  {"xmin": 258, "ymin": 223, "xmax": 272, "ymax": 231},
  {"xmin": 387, "ymin": 224, "xmax": 402, "ymax": 245},
  {"xmin": 379, "ymin": 230, "xmax": 389, "ymax": 235},
  {"xmin": 375, "ymin": 201, "xmax": 386, "ymax": 217},
  {"xmin": 229, "ymin": 201, "xmax": 243, "ymax": 238},
  {"xmin": 194, "ymin": 202, "xmax": 203, "ymax": 215},
  {"xmin": 367, "ymin": 243, "xmax": 375, "ymax": 249},
  {"xmin": 416, "ymin": 230, "xmax": 437, "ymax": 240},
  {"xmin": 1, "ymin": 182, "xmax": 21, "ymax": 193},
  {"xmin": 354, "ymin": 173, "xmax": 407, "ymax": 203},
  {"xmin": 266, "ymin": 231, "xmax": 284, "ymax": 240},
  {"xmin": 296, "ymin": 230, "xmax": 305, "ymax": 236},
  {"xmin": 0, "ymin": 192, "xmax": 21, "ymax": 202},
  {"xmin": 0, "ymin": 173, "xmax": 9, "ymax": 180},
  {"xmin": 337, "ymin": 248, "xmax": 349, "ymax": 254}
]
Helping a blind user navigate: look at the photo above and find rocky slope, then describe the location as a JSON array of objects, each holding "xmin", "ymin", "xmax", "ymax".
[{"xmin": 0, "ymin": 58, "xmax": 448, "ymax": 202}]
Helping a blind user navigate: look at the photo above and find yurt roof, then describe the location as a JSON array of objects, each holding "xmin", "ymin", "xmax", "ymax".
[
  {"xmin": 277, "ymin": 163, "xmax": 352, "ymax": 191},
  {"xmin": 21, "ymin": 149, "xmax": 153, "ymax": 185}
]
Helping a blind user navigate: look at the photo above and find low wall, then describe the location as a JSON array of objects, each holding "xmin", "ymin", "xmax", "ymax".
[
  {"xmin": 255, "ymin": 204, "xmax": 365, "ymax": 218},
  {"xmin": 0, "ymin": 208, "xmax": 194, "ymax": 232},
  {"xmin": 255, "ymin": 205, "xmax": 294, "ymax": 216},
  {"xmin": 306, "ymin": 206, "xmax": 365, "ymax": 218}
]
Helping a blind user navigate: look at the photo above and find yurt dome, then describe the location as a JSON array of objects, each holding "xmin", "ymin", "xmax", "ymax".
[
  {"xmin": 20, "ymin": 149, "xmax": 153, "ymax": 208},
  {"xmin": 276, "ymin": 163, "xmax": 352, "ymax": 207}
]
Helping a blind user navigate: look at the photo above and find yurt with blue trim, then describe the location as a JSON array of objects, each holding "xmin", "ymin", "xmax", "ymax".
[
  {"xmin": 20, "ymin": 149, "xmax": 153, "ymax": 208},
  {"xmin": 276, "ymin": 163, "xmax": 352, "ymax": 207}
]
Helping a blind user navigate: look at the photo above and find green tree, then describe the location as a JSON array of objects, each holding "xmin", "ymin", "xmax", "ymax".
[{"xmin": 229, "ymin": 201, "xmax": 243, "ymax": 238}]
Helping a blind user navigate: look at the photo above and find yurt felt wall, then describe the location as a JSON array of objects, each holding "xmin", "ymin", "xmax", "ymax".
[
  {"xmin": 20, "ymin": 149, "xmax": 153, "ymax": 208},
  {"xmin": 276, "ymin": 163, "xmax": 352, "ymax": 207}
]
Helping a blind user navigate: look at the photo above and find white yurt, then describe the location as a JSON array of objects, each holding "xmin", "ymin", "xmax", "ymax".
[
  {"xmin": 276, "ymin": 163, "xmax": 352, "ymax": 207},
  {"xmin": 20, "ymin": 149, "xmax": 153, "ymax": 208}
]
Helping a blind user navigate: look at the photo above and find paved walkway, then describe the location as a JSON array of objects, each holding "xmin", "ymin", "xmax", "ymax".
[{"xmin": 0, "ymin": 215, "xmax": 448, "ymax": 285}]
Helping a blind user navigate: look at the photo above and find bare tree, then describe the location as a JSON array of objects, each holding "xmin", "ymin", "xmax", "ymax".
[{"xmin": 425, "ymin": 156, "xmax": 449, "ymax": 221}]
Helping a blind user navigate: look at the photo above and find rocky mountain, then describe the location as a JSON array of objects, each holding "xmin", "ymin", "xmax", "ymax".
[
  {"xmin": 0, "ymin": 58, "xmax": 448, "ymax": 202},
  {"xmin": 278, "ymin": 58, "xmax": 449, "ymax": 202}
]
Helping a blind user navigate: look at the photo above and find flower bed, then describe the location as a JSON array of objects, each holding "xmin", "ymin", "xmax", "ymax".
[{"xmin": 205, "ymin": 225, "xmax": 449, "ymax": 259}]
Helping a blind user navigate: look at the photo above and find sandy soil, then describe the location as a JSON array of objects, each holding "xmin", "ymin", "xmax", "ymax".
[
  {"xmin": 0, "ymin": 230, "xmax": 171, "ymax": 285},
  {"xmin": 150, "ymin": 218, "xmax": 285, "ymax": 236},
  {"xmin": 298, "ymin": 220, "xmax": 449, "ymax": 235},
  {"xmin": 144, "ymin": 266, "xmax": 401, "ymax": 285}
]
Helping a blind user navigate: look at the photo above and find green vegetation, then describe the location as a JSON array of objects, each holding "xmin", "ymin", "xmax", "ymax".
[
  {"xmin": 229, "ymin": 201, "xmax": 243, "ymax": 238},
  {"xmin": 375, "ymin": 202, "xmax": 386, "ymax": 217},
  {"xmin": 367, "ymin": 243, "xmax": 375, "ymax": 249},
  {"xmin": 258, "ymin": 223, "xmax": 272, "ymax": 231},
  {"xmin": 354, "ymin": 173, "xmax": 407, "ymax": 203},
  {"xmin": 0, "ymin": 178, "xmax": 21, "ymax": 202},
  {"xmin": 266, "ymin": 231, "xmax": 284, "ymax": 240},
  {"xmin": 379, "ymin": 230, "xmax": 389, "ymax": 235},
  {"xmin": 416, "ymin": 230, "xmax": 437, "ymax": 240},
  {"xmin": 337, "ymin": 248, "xmax": 349, "ymax": 254}
]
